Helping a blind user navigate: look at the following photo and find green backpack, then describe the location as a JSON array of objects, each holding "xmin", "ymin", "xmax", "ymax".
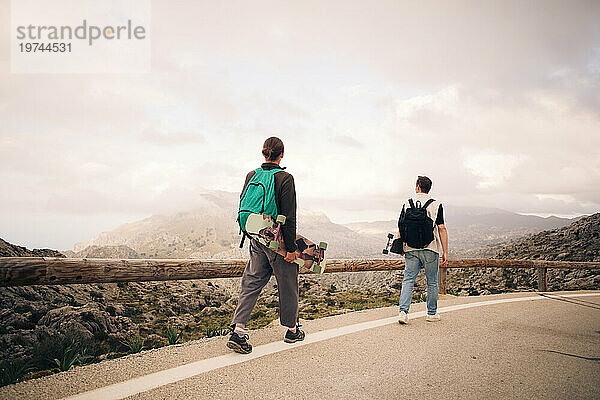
[{"xmin": 237, "ymin": 167, "xmax": 282, "ymax": 234}]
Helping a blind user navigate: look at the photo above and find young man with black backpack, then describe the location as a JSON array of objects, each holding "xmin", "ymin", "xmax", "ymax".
[
  {"xmin": 397, "ymin": 176, "xmax": 448, "ymax": 324},
  {"xmin": 227, "ymin": 137, "xmax": 305, "ymax": 354}
]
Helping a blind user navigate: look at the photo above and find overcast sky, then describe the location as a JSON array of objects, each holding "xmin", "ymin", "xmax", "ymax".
[{"xmin": 1, "ymin": 0, "xmax": 600, "ymax": 250}]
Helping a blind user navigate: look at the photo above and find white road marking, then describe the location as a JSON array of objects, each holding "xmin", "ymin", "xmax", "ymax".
[{"xmin": 63, "ymin": 293, "xmax": 599, "ymax": 400}]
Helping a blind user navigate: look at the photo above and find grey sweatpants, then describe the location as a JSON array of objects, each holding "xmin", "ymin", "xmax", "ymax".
[{"xmin": 232, "ymin": 239, "xmax": 299, "ymax": 328}]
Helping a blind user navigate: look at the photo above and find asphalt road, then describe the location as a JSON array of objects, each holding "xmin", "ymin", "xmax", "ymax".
[{"xmin": 2, "ymin": 291, "xmax": 599, "ymax": 400}]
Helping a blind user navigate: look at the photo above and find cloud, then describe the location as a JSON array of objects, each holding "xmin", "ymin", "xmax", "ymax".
[
  {"xmin": 138, "ymin": 129, "xmax": 204, "ymax": 146},
  {"xmin": 463, "ymin": 152, "xmax": 525, "ymax": 190},
  {"xmin": 330, "ymin": 135, "xmax": 364, "ymax": 148},
  {"xmin": 1, "ymin": 0, "xmax": 599, "ymax": 249}
]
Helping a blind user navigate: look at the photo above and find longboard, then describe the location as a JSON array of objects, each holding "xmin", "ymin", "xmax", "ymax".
[{"xmin": 245, "ymin": 213, "xmax": 327, "ymax": 273}]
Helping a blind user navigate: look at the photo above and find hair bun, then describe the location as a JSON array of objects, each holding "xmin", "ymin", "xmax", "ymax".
[{"xmin": 262, "ymin": 137, "xmax": 284, "ymax": 161}]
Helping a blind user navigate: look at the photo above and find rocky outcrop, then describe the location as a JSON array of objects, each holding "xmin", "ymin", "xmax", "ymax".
[
  {"xmin": 495, "ymin": 213, "xmax": 600, "ymax": 262},
  {"xmin": 0, "ymin": 239, "xmax": 64, "ymax": 258},
  {"xmin": 436, "ymin": 213, "xmax": 599, "ymax": 294},
  {"xmin": 468, "ymin": 213, "xmax": 600, "ymax": 294},
  {"xmin": 0, "ymin": 279, "xmax": 235, "ymax": 370},
  {"xmin": 37, "ymin": 304, "xmax": 135, "ymax": 339}
]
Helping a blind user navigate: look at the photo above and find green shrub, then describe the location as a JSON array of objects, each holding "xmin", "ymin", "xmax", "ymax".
[
  {"xmin": 76, "ymin": 347, "xmax": 95, "ymax": 366},
  {"xmin": 52, "ymin": 341, "xmax": 80, "ymax": 372},
  {"xmin": 204, "ymin": 325, "xmax": 229, "ymax": 338},
  {"xmin": 164, "ymin": 323, "xmax": 183, "ymax": 345},
  {"xmin": 121, "ymin": 331, "xmax": 145, "ymax": 354},
  {"xmin": 32, "ymin": 332, "xmax": 94, "ymax": 372},
  {"xmin": 0, "ymin": 360, "xmax": 31, "ymax": 386},
  {"xmin": 51, "ymin": 338, "xmax": 95, "ymax": 372}
]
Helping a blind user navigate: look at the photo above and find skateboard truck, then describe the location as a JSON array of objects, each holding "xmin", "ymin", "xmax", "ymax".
[
  {"xmin": 382, "ymin": 233, "xmax": 394, "ymax": 254},
  {"xmin": 300, "ymin": 241, "xmax": 327, "ymax": 273},
  {"xmin": 258, "ymin": 214, "xmax": 286, "ymax": 251},
  {"xmin": 270, "ymin": 214, "xmax": 286, "ymax": 251}
]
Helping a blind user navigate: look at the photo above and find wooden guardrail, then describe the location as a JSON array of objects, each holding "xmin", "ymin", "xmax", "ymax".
[{"xmin": 1, "ymin": 258, "xmax": 599, "ymax": 293}]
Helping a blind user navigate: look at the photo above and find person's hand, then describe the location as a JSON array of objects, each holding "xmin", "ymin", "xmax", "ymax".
[
  {"xmin": 284, "ymin": 251, "xmax": 298, "ymax": 263},
  {"xmin": 441, "ymin": 252, "xmax": 448, "ymax": 267}
]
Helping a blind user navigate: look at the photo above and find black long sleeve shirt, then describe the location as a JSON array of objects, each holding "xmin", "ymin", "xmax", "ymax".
[{"xmin": 242, "ymin": 163, "xmax": 297, "ymax": 252}]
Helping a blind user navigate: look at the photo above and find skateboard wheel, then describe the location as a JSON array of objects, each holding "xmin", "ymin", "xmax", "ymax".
[
  {"xmin": 388, "ymin": 233, "xmax": 394, "ymax": 239},
  {"xmin": 382, "ymin": 249, "xmax": 389, "ymax": 254},
  {"xmin": 318, "ymin": 242, "xmax": 328, "ymax": 250},
  {"xmin": 312, "ymin": 263, "xmax": 325, "ymax": 274},
  {"xmin": 276, "ymin": 215, "xmax": 286, "ymax": 224},
  {"xmin": 268, "ymin": 242, "xmax": 279, "ymax": 251}
]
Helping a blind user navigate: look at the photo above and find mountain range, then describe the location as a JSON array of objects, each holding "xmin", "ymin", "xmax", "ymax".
[
  {"xmin": 70, "ymin": 190, "xmax": 576, "ymax": 259},
  {"xmin": 347, "ymin": 207, "xmax": 576, "ymax": 258}
]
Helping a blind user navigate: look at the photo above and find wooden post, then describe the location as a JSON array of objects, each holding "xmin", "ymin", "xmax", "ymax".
[
  {"xmin": 439, "ymin": 266, "xmax": 447, "ymax": 295},
  {"xmin": 537, "ymin": 267, "xmax": 548, "ymax": 292}
]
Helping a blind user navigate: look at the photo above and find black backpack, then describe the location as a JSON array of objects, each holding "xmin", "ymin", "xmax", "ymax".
[{"xmin": 399, "ymin": 198, "xmax": 435, "ymax": 249}]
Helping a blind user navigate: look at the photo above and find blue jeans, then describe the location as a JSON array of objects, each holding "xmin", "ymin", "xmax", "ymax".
[{"xmin": 398, "ymin": 249, "xmax": 439, "ymax": 315}]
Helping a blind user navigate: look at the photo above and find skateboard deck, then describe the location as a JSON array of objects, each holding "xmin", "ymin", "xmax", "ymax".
[{"xmin": 245, "ymin": 213, "xmax": 327, "ymax": 273}]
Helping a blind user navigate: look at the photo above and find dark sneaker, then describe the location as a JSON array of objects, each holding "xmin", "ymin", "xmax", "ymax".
[
  {"xmin": 284, "ymin": 326, "xmax": 305, "ymax": 343},
  {"xmin": 227, "ymin": 332, "xmax": 252, "ymax": 354}
]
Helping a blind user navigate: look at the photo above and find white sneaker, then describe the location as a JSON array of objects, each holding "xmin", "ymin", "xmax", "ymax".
[
  {"xmin": 426, "ymin": 313, "xmax": 441, "ymax": 322},
  {"xmin": 398, "ymin": 311, "xmax": 408, "ymax": 324}
]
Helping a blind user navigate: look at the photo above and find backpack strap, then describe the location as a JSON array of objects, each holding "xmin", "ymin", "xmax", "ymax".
[
  {"xmin": 423, "ymin": 199, "xmax": 435, "ymax": 209},
  {"xmin": 239, "ymin": 231, "xmax": 252, "ymax": 248},
  {"xmin": 408, "ymin": 199, "xmax": 415, "ymax": 209}
]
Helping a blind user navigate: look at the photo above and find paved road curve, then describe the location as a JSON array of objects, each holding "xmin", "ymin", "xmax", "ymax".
[{"xmin": 2, "ymin": 291, "xmax": 599, "ymax": 400}]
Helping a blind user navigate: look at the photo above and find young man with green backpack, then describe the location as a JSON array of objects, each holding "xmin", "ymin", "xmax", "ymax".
[
  {"xmin": 397, "ymin": 176, "xmax": 449, "ymax": 324},
  {"xmin": 227, "ymin": 137, "xmax": 305, "ymax": 354}
]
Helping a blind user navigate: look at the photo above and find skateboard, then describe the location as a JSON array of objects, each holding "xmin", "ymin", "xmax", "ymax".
[{"xmin": 244, "ymin": 213, "xmax": 328, "ymax": 273}]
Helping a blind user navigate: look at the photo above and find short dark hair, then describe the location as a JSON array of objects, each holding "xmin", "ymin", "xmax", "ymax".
[
  {"xmin": 262, "ymin": 137, "xmax": 284, "ymax": 161},
  {"xmin": 417, "ymin": 176, "xmax": 432, "ymax": 193}
]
